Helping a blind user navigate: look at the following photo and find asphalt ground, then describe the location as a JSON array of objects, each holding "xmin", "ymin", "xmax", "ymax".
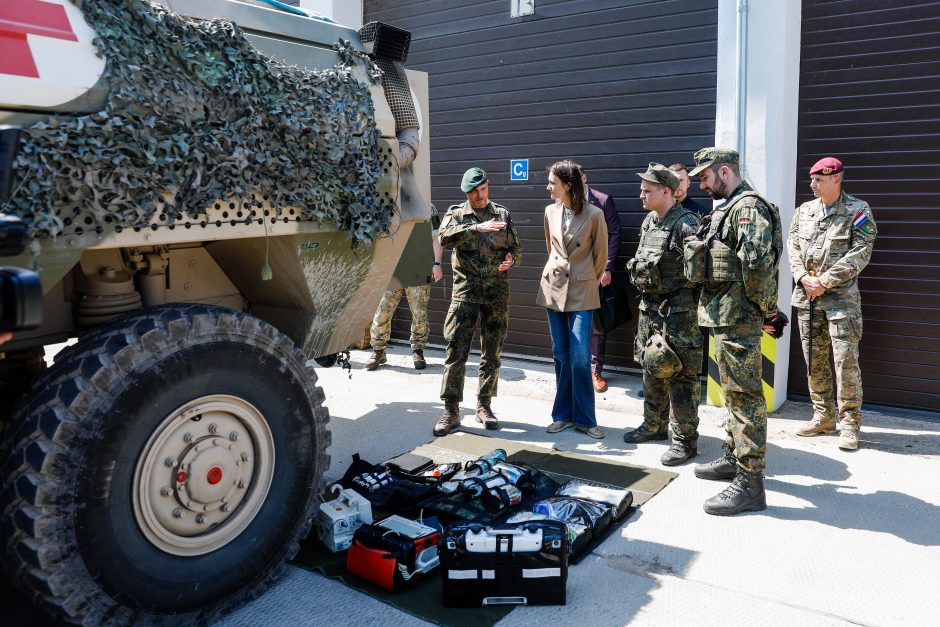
[{"xmin": 4, "ymin": 343, "xmax": 938, "ymax": 626}]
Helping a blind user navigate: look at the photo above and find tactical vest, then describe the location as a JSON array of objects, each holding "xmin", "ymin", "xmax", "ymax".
[
  {"xmin": 628, "ymin": 205, "xmax": 695, "ymax": 295},
  {"xmin": 702, "ymin": 191, "xmax": 781, "ymax": 282},
  {"xmin": 706, "ymin": 205, "xmax": 743, "ymax": 281}
]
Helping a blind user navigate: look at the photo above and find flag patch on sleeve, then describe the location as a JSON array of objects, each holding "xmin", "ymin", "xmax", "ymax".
[{"xmin": 852, "ymin": 212, "xmax": 869, "ymax": 228}]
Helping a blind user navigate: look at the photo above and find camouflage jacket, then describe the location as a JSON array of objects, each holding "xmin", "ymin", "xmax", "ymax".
[
  {"xmin": 439, "ymin": 200, "xmax": 522, "ymax": 303},
  {"xmin": 698, "ymin": 183, "xmax": 780, "ymax": 328},
  {"xmin": 788, "ymin": 191, "xmax": 876, "ymax": 311}
]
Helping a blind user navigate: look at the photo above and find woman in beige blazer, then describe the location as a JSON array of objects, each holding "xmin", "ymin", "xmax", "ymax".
[{"xmin": 536, "ymin": 161, "xmax": 609, "ymax": 438}]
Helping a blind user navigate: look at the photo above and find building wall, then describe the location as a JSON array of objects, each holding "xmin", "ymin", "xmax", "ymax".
[{"xmin": 367, "ymin": 0, "xmax": 719, "ymax": 366}]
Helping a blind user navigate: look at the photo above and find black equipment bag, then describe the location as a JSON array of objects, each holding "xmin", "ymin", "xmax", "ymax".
[
  {"xmin": 595, "ymin": 282, "xmax": 632, "ymax": 333},
  {"xmin": 441, "ymin": 520, "xmax": 568, "ymax": 607},
  {"xmin": 340, "ymin": 454, "xmax": 435, "ymax": 509}
]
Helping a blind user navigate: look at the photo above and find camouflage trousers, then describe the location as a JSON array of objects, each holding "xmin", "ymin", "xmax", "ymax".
[
  {"xmin": 634, "ymin": 307, "xmax": 702, "ymax": 445},
  {"xmin": 713, "ymin": 323, "xmax": 766, "ymax": 473},
  {"xmin": 370, "ymin": 284, "xmax": 430, "ymax": 351},
  {"xmin": 797, "ymin": 305, "xmax": 863, "ymax": 426},
  {"xmin": 440, "ymin": 300, "xmax": 509, "ymax": 401}
]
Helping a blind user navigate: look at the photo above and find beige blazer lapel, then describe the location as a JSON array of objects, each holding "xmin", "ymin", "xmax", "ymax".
[
  {"xmin": 564, "ymin": 207, "xmax": 589, "ymax": 251},
  {"xmin": 550, "ymin": 203, "xmax": 566, "ymax": 253}
]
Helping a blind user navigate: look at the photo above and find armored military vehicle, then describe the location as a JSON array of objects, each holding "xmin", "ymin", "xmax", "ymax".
[{"xmin": 0, "ymin": 0, "xmax": 431, "ymax": 623}]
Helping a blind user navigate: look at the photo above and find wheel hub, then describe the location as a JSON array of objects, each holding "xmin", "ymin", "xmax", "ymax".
[{"xmin": 133, "ymin": 395, "xmax": 275, "ymax": 556}]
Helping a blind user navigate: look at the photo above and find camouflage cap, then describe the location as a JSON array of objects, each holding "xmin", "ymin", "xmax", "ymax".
[
  {"xmin": 460, "ymin": 167, "xmax": 487, "ymax": 193},
  {"xmin": 688, "ymin": 147, "xmax": 739, "ymax": 177},
  {"xmin": 636, "ymin": 162, "xmax": 679, "ymax": 192}
]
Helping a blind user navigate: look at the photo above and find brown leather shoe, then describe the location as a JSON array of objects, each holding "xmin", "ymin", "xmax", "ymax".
[
  {"xmin": 364, "ymin": 350, "xmax": 386, "ymax": 371},
  {"xmin": 578, "ymin": 425, "xmax": 605, "ymax": 439},
  {"xmin": 592, "ymin": 372, "xmax": 608, "ymax": 393},
  {"xmin": 412, "ymin": 349, "xmax": 426, "ymax": 370}
]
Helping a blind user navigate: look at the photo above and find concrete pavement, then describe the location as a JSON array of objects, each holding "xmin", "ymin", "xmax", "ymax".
[{"xmin": 220, "ymin": 344, "xmax": 940, "ymax": 627}]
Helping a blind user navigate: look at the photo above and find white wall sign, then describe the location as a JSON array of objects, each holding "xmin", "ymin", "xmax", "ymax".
[{"xmin": 511, "ymin": 0, "xmax": 535, "ymax": 18}]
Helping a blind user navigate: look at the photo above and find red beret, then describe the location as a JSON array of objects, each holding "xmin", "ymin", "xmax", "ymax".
[{"xmin": 809, "ymin": 157, "xmax": 843, "ymax": 176}]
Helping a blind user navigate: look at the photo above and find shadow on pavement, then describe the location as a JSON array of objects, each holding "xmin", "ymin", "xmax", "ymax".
[{"xmin": 763, "ymin": 442, "xmax": 939, "ymax": 546}]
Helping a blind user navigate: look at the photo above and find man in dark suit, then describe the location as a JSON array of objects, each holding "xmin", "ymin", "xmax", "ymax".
[
  {"xmin": 670, "ymin": 163, "xmax": 710, "ymax": 216},
  {"xmin": 582, "ymin": 171, "xmax": 622, "ymax": 393}
]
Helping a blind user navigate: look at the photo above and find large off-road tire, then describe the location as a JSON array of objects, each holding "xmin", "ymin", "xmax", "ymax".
[{"xmin": 0, "ymin": 304, "xmax": 331, "ymax": 625}]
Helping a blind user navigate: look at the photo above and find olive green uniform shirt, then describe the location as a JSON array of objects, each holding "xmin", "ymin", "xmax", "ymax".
[{"xmin": 439, "ymin": 200, "xmax": 522, "ymax": 304}]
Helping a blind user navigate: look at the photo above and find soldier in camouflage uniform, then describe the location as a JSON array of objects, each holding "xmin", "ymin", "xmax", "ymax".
[
  {"xmin": 788, "ymin": 157, "xmax": 876, "ymax": 451},
  {"xmin": 687, "ymin": 148, "xmax": 782, "ymax": 516},
  {"xmin": 434, "ymin": 168, "xmax": 521, "ymax": 436},
  {"xmin": 622, "ymin": 164, "xmax": 703, "ymax": 466},
  {"xmin": 365, "ymin": 206, "xmax": 444, "ymax": 371}
]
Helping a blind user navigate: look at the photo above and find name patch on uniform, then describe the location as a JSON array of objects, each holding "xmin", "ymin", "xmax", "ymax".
[{"xmin": 852, "ymin": 211, "xmax": 869, "ymax": 228}]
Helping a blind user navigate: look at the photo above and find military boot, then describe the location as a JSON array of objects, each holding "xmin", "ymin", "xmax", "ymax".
[
  {"xmin": 703, "ymin": 470, "xmax": 766, "ymax": 516},
  {"xmin": 838, "ymin": 423, "xmax": 860, "ymax": 451},
  {"xmin": 796, "ymin": 416, "xmax": 836, "ymax": 437},
  {"xmin": 433, "ymin": 400, "xmax": 461, "ymax": 437},
  {"xmin": 364, "ymin": 349, "xmax": 386, "ymax": 371},
  {"xmin": 693, "ymin": 444, "xmax": 737, "ymax": 481},
  {"xmin": 661, "ymin": 441, "xmax": 697, "ymax": 467},
  {"xmin": 476, "ymin": 396, "xmax": 499, "ymax": 430},
  {"xmin": 412, "ymin": 349, "xmax": 427, "ymax": 370}
]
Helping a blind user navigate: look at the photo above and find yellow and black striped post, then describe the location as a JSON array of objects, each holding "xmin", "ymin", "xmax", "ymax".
[{"xmin": 706, "ymin": 329, "xmax": 777, "ymax": 412}]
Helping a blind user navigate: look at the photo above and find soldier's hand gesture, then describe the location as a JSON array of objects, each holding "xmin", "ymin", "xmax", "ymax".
[
  {"xmin": 476, "ymin": 219, "xmax": 507, "ymax": 233},
  {"xmin": 800, "ymin": 273, "xmax": 826, "ymax": 301},
  {"xmin": 498, "ymin": 252, "xmax": 513, "ymax": 272}
]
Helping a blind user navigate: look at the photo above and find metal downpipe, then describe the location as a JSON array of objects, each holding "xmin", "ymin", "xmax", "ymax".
[{"xmin": 736, "ymin": 0, "xmax": 748, "ymax": 173}]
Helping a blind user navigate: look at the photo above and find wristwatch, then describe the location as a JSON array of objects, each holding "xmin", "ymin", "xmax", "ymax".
[{"xmin": 432, "ymin": 262, "xmax": 441, "ymax": 266}]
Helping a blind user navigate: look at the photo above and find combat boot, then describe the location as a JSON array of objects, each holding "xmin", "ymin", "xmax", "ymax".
[
  {"xmin": 693, "ymin": 444, "xmax": 737, "ymax": 481},
  {"xmin": 433, "ymin": 400, "xmax": 461, "ymax": 437},
  {"xmin": 476, "ymin": 396, "xmax": 499, "ymax": 430},
  {"xmin": 838, "ymin": 423, "xmax": 860, "ymax": 451},
  {"xmin": 412, "ymin": 349, "xmax": 426, "ymax": 370},
  {"xmin": 703, "ymin": 470, "xmax": 766, "ymax": 516},
  {"xmin": 796, "ymin": 416, "xmax": 836, "ymax": 437},
  {"xmin": 661, "ymin": 442, "xmax": 697, "ymax": 467},
  {"xmin": 364, "ymin": 349, "xmax": 386, "ymax": 371},
  {"xmin": 622, "ymin": 425, "xmax": 668, "ymax": 444}
]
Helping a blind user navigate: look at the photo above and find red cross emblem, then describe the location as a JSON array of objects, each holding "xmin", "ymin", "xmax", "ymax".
[{"xmin": 0, "ymin": 0, "xmax": 78, "ymax": 78}]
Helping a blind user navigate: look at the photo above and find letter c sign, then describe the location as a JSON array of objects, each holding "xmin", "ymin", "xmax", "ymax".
[{"xmin": 510, "ymin": 159, "xmax": 528, "ymax": 181}]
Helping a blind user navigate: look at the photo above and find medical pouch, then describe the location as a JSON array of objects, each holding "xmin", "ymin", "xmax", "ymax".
[{"xmin": 346, "ymin": 515, "xmax": 442, "ymax": 592}]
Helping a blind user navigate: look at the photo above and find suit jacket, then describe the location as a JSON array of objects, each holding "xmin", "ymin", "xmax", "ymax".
[
  {"xmin": 587, "ymin": 186, "xmax": 621, "ymax": 272},
  {"xmin": 536, "ymin": 201, "xmax": 609, "ymax": 312}
]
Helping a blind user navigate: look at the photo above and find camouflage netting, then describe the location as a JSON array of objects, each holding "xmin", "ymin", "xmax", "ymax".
[{"xmin": 2, "ymin": 0, "xmax": 394, "ymax": 244}]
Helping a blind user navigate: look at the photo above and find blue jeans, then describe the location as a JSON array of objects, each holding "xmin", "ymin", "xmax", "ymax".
[{"xmin": 546, "ymin": 308, "xmax": 596, "ymax": 428}]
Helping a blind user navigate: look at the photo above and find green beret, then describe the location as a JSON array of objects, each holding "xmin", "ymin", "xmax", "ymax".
[
  {"xmin": 460, "ymin": 167, "xmax": 487, "ymax": 193},
  {"xmin": 636, "ymin": 162, "xmax": 679, "ymax": 192},
  {"xmin": 689, "ymin": 147, "xmax": 739, "ymax": 176}
]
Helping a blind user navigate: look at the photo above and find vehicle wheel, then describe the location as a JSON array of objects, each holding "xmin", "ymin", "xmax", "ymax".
[{"xmin": 0, "ymin": 304, "xmax": 330, "ymax": 625}]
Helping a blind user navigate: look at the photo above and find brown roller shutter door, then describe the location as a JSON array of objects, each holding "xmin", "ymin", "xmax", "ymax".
[{"xmin": 793, "ymin": 0, "xmax": 940, "ymax": 411}]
